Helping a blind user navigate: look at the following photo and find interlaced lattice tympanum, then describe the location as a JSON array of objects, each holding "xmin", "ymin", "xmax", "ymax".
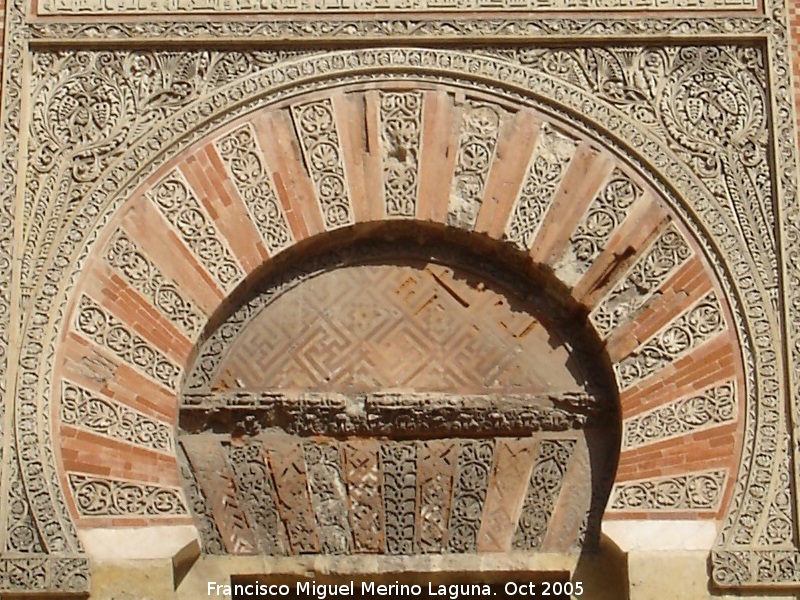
[{"xmin": 178, "ymin": 243, "xmax": 618, "ymax": 557}]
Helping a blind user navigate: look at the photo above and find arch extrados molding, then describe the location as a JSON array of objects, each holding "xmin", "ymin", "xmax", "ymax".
[{"xmin": 2, "ymin": 44, "xmax": 791, "ymax": 591}]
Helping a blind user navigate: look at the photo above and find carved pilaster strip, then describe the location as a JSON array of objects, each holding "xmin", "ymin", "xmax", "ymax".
[
  {"xmin": 303, "ymin": 442, "xmax": 353, "ymax": 555},
  {"xmin": 380, "ymin": 441, "xmax": 417, "ymax": 555},
  {"xmin": 476, "ymin": 438, "xmax": 538, "ymax": 552},
  {"xmin": 215, "ymin": 123, "xmax": 293, "ymax": 256},
  {"xmin": 226, "ymin": 443, "xmax": 288, "ymax": 556},
  {"xmin": 181, "ymin": 437, "xmax": 256, "ymax": 554},
  {"xmin": 505, "ymin": 124, "xmax": 577, "ymax": 251},
  {"xmin": 146, "ymin": 169, "xmax": 244, "ymax": 294},
  {"xmin": 513, "ymin": 439, "xmax": 576, "ymax": 551},
  {"xmin": 342, "ymin": 440, "xmax": 385, "ymax": 554},
  {"xmin": 264, "ymin": 436, "xmax": 321, "ymax": 554},
  {"xmin": 177, "ymin": 442, "xmax": 226, "ymax": 555},
  {"xmin": 445, "ymin": 439, "xmax": 494, "ymax": 553},
  {"xmin": 379, "ymin": 91, "xmax": 422, "ymax": 218},
  {"xmin": 608, "ymin": 469, "xmax": 727, "ymax": 512},
  {"xmin": 414, "ymin": 439, "xmax": 459, "ymax": 554}
]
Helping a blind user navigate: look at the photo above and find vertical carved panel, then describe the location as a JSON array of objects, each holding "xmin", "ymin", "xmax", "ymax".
[
  {"xmin": 105, "ymin": 228, "xmax": 204, "ymax": 340},
  {"xmin": 181, "ymin": 437, "xmax": 256, "ymax": 555},
  {"xmin": 214, "ymin": 123, "xmax": 294, "ymax": 255},
  {"xmin": 226, "ymin": 444, "xmax": 288, "ymax": 556},
  {"xmin": 563, "ymin": 169, "xmax": 644, "ymax": 276},
  {"xmin": 342, "ymin": 440, "xmax": 385, "ymax": 554},
  {"xmin": 476, "ymin": 438, "xmax": 537, "ymax": 552},
  {"xmin": 446, "ymin": 439, "xmax": 494, "ymax": 553},
  {"xmin": 513, "ymin": 439, "xmax": 576, "ymax": 551},
  {"xmin": 380, "ymin": 92, "xmax": 423, "ymax": 218},
  {"xmin": 414, "ymin": 439, "xmax": 459, "ymax": 553},
  {"xmin": 73, "ymin": 295, "xmax": 181, "ymax": 391},
  {"xmin": 380, "ymin": 442, "xmax": 417, "ymax": 554},
  {"xmin": 290, "ymin": 99, "xmax": 353, "ymax": 230},
  {"xmin": 265, "ymin": 437, "xmax": 321, "ymax": 554},
  {"xmin": 447, "ymin": 102, "xmax": 503, "ymax": 230},
  {"xmin": 147, "ymin": 170, "xmax": 244, "ymax": 293},
  {"xmin": 614, "ymin": 291, "xmax": 725, "ymax": 390},
  {"xmin": 303, "ymin": 443, "xmax": 353, "ymax": 555},
  {"xmin": 505, "ymin": 124, "xmax": 577, "ymax": 250},
  {"xmin": 177, "ymin": 443, "xmax": 225, "ymax": 555},
  {"xmin": 591, "ymin": 222, "xmax": 693, "ymax": 337}
]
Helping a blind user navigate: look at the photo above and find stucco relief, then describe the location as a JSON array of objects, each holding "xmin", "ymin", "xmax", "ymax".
[{"xmin": 0, "ymin": 0, "xmax": 797, "ymax": 589}]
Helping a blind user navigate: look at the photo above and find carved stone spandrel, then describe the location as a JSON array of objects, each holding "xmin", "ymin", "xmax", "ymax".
[
  {"xmin": 476, "ymin": 438, "xmax": 538, "ymax": 552},
  {"xmin": 262, "ymin": 434, "xmax": 321, "ymax": 554},
  {"xmin": 179, "ymin": 436, "xmax": 257, "ymax": 555},
  {"xmin": 343, "ymin": 439, "xmax": 385, "ymax": 554},
  {"xmin": 414, "ymin": 439, "xmax": 459, "ymax": 554}
]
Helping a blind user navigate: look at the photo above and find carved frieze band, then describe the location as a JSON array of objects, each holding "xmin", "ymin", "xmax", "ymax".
[
  {"xmin": 60, "ymin": 380, "xmax": 174, "ymax": 453},
  {"xmin": 147, "ymin": 170, "xmax": 244, "ymax": 293},
  {"xmin": 505, "ymin": 124, "xmax": 577, "ymax": 251},
  {"xmin": 590, "ymin": 222, "xmax": 693, "ymax": 338},
  {"xmin": 214, "ymin": 123, "xmax": 294, "ymax": 256},
  {"xmin": 291, "ymin": 100, "xmax": 354, "ymax": 230},
  {"xmin": 67, "ymin": 474, "xmax": 188, "ymax": 517},
  {"xmin": 380, "ymin": 91, "xmax": 422, "ymax": 218},
  {"xmin": 447, "ymin": 101, "xmax": 503, "ymax": 230},
  {"xmin": 179, "ymin": 390, "xmax": 610, "ymax": 436},
  {"xmin": 607, "ymin": 469, "xmax": 727, "ymax": 512},
  {"xmin": 622, "ymin": 381, "xmax": 737, "ymax": 450},
  {"xmin": 73, "ymin": 295, "xmax": 182, "ymax": 391},
  {"xmin": 105, "ymin": 228, "xmax": 205, "ymax": 340},
  {"xmin": 613, "ymin": 291, "xmax": 726, "ymax": 390},
  {"xmin": 35, "ymin": 0, "xmax": 758, "ymax": 14}
]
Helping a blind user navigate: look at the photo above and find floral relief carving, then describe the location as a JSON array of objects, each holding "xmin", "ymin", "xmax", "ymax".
[
  {"xmin": 505, "ymin": 124, "xmax": 577, "ymax": 250},
  {"xmin": 291, "ymin": 99, "xmax": 354, "ymax": 230},
  {"xmin": 622, "ymin": 381, "xmax": 736, "ymax": 450},
  {"xmin": 74, "ymin": 295, "xmax": 182, "ymax": 391},
  {"xmin": 558, "ymin": 169, "xmax": 644, "ymax": 283},
  {"xmin": 60, "ymin": 380, "xmax": 174, "ymax": 453},
  {"xmin": 614, "ymin": 291, "xmax": 725, "ymax": 390},
  {"xmin": 446, "ymin": 440, "xmax": 494, "ymax": 553},
  {"xmin": 590, "ymin": 222, "xmax": 693, "ymax": 338},
  {"xmin": 447, "ymin": 102, "xmax": 503, "ymax": 230},
  {"xmin": 67, "ymin": 474, "xmax": 188, "ymax": 517},
  {"xmin": 608, "ymin": 469, "xmax": 727, "ymax": 511},
  {"xmin": 147, "ymin": 170, "xmax": 244, "ymax": 293},
  {"xmin": 380, "ymin": 91, "xmax": 423, "ymax": 218},
  {"xmin": 381, "ymin": 442, "xmax": 417, "ymax": 554},
  {"xmin": 105, "ymin": 228, "xmax": 205, "ymax": 340},
  {"xmin": 513, "ymin": 439, "xmax": 576, "ymax": 551},
  {"xmin": 214, "ymin": 123, "xmax": 294, "ymax": 255}
]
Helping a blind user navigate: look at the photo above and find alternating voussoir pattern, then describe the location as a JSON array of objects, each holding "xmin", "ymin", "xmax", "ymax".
[{"xmin": 54, "ymin": 84, "xmax": 743, "ymax": 532}]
